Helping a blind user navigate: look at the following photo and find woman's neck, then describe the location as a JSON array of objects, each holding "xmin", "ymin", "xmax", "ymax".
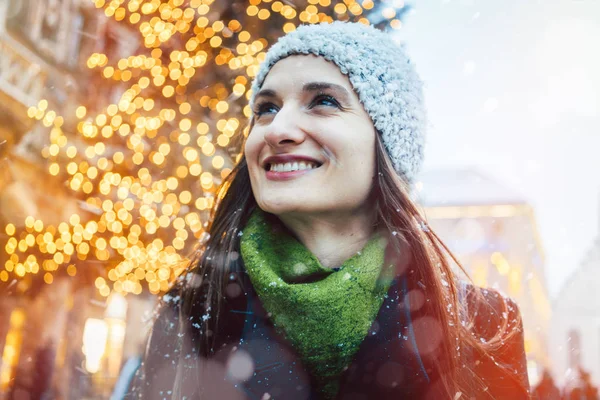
[{"xmin": 277, "ymin": 209, "xmax": 377, "ymax": 269}]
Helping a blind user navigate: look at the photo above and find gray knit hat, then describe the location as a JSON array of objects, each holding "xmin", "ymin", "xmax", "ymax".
[{"xmin": 249, "ymin": 21, "xmax": 426, "ymax": 184}]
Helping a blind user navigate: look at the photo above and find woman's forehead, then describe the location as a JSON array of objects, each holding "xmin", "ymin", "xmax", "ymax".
[{"xmin": 261, "ymin": 54, "xmax": 353, "ymax": 93}]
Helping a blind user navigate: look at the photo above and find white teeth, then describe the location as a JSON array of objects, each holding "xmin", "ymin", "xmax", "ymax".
[{"xmin": 269, "ymin": 161, "xmax": 319, "ymax": 172}]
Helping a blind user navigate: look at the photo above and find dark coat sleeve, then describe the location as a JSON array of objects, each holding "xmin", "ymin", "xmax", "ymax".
[
  {"xmin": 125, "ymin": 292, "xmax": 182, "ymax": 399},
  {"xmin": 468, "ymin": 287, "xmax": 531, "ymax": 399},
  {"xmin": 125, "ymin": 281, "xmax": 249, "ymax": 400}
]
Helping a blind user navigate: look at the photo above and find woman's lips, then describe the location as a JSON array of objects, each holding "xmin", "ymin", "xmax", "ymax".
[{"xmin": 265, "ymin": 167, "xmax": 319, "ymax": 181}]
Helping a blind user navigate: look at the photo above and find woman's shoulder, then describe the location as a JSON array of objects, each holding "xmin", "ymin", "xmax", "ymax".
[
  {"xmin": 461, "ymin": 282, "xmax": 523, "ymax": 340},
  {"xmin": 460, "ymin": 282, "xmax": 531, "ymax": 398}
]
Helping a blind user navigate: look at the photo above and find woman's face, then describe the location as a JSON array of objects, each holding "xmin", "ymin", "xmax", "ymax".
[{"xmin": 245, "ymin": 55, "xmax": 377, "ymax": 217}]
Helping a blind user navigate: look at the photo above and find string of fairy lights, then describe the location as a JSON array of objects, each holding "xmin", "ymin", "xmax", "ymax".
[{"xmin": 1, "ymin": 0, "xmax": 404, "ymax": 296}]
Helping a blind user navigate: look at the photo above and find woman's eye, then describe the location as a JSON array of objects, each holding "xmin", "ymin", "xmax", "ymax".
[
  {"xmin": 254, "ymin": 102, "xmax": 278, "ymax": 117},
  {"xmin": 254, "ymin": 95, "xmax": 340, "ymax": 118},
  {"xmin": 311, "ymin": 94, "xmax": 339, "ymax": 108}
]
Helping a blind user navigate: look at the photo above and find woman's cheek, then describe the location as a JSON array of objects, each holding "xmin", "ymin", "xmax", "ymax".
[{"xmin": 244, "ymin": 136, "xmax": 261, "ymax": 170}]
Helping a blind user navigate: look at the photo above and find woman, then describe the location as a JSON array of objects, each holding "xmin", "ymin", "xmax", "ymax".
[{"xmin": 129, "ymin": 22, "xmax": 530, "ymax": 399}]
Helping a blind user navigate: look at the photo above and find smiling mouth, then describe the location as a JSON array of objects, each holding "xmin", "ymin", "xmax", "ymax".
[{"xmin": 265, "ymin": 161, "xmax": 322, "ymax": 172}]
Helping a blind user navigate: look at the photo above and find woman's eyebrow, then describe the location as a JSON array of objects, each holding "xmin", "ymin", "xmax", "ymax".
[
  {"xmin": 254, "ymin": 88, "xmax": 278, "ymax": 100},
  {"xmin": 254, "ymin": 81, "xmax": 351, "ymax": 103},
  {"xmin": 302, "ymin": 82, "xmax": 351, "ymax": 101},
  {"xmin": 302, "ymin": 82, "xmax": 348, "ymax": 93}
]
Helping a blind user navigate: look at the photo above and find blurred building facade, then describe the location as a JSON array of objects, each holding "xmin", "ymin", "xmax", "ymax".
[
  {"xmin": 550, "ymin": 196, "xmax": 600, "ymax": 388},
  {"xmin": 0, "ymin": 1, "xmax": 155, "ymax": 399},
  {"xmin": 417, "ymin": 168, "xmax": 553, "ymax": 387}
]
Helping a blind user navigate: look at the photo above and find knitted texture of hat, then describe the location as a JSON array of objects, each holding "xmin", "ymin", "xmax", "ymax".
[{"xmin": 249, "ymin": 21, "xmax": 426, "ymax": 183}]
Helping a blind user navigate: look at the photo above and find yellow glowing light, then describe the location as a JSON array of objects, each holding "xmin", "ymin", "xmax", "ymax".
[
  {"xmin": 5, "ymin": 224, "xmax": 16, "ymax": 236},
  {"xmin": 212, "ymin": 156, "xmax": 225, "ymax": 169},
  {"xmin": 491, "ymin": 252, "xmax": 511, "ymax": 276},
  {"xmin": 283, "ymin": 23, "xmax": 296, "ymax": 33},
  {"xmin": 196, "ymin": 122, "xmax": 209, "ymax": 135},
  {"xmin": 184, "ymin": 148, "xmax": 198, "ymax": 162},
  {"xmin": 162, "ymin": 86, "xmax": 175, "ymax": 97},
  {"xmin": 179, "ymin": 191, "xmax": 192, "ymax": 204},
  {"xmin": 200, "ymin": 172, "xmax": 213, "ymax": 185},
  {"xmin": 197, "ymin": 136, "xmax": 208, "ymax": 147},
  {"xmin": 15, "ymin": 264, "xmax": 25, "ymax": 277},
  {"xmin": 69, "ymin": 214, "xmax": 80, "ymax": 226},
  {"xmin": 238, "ymin": 31, "xmax": 251, "ymax": 42},
  {"xmin": 38, "ymin": 99, "xmax": 48, "ymax": 111},
  {"xmin": 25, "ymin": 216, "xmax": 35, "ymax": 228},
  {"xmin": 334, "ymin": 3, "xmax": 347, "ymax": 13},
  {"xmin": 258, "ymin": 9, "xmax": 271, "ymax": 19},
  {"xmin": 216, "ymin": 101, "xmax": 229, "ymax": 113},
  {"xmin": 152, "ymin": 152, "xmax": 165, "ymax": 164},
  {"xmin": 217, "ymin": 134, "xmax": 230, "ymax": 147},
  {"xmin": 189, "ymin": 163, "xmax": 202, "ymax": 176},
  {"xmin": 362, "ymin": 0, "xmax": 375, "ymax": 9},
  {"xmin": 179, "ymin": 102, "xmax": 192, "ymax": 114},
  {"xmin": 179, "ymin": 118, "xmax": 192, "ymax": 131},
  {"xmin": 178, "ymin": 133, "xmax": 191, "ymax": 145},
  {"xmin": 210, "ymin": 36, "xmax": 223, "ymax": 48},
  {"xmin": 34, "ymin": 220, "xmax": 44, "ymax": 232},
  {"xmin": 166, "ymin": 177, "xmax": 179, "ymax": 191},
  {"xmin": 44, "ymin": 273, "xmax": 53, "ymax": 284},
  {"xmin": 201, "ymin": 142, "xmax": 216, "ymax": 156},
  {"xmin": 25, "ymin": 234, "xmax": 35, "ymax": 247}
]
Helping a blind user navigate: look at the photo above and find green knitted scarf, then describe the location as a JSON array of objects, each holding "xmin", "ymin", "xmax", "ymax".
[{"xmin": 240, "ymin": 209, "xmax": 394, "ymax": 399}]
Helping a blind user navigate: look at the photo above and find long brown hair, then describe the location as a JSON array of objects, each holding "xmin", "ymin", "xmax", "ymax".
[{"xmin": 158, "ymin": 123, "xmax": 517, "ymax": 398}]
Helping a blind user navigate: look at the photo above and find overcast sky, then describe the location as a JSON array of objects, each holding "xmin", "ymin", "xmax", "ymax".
[{"xmin": 396, "ymin": 0, "xmax": 600, "ymax": 296}]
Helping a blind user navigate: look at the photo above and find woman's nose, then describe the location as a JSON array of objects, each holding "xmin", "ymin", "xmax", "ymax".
[{"xmin": 263, "ymin": 106, "xmax": 306, "ymax": 148}]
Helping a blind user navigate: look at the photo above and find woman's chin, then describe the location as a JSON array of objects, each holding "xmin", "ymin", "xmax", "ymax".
[{"xmin": 257, "ymin": 200, "xmax": 322, "ymax": 217}]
